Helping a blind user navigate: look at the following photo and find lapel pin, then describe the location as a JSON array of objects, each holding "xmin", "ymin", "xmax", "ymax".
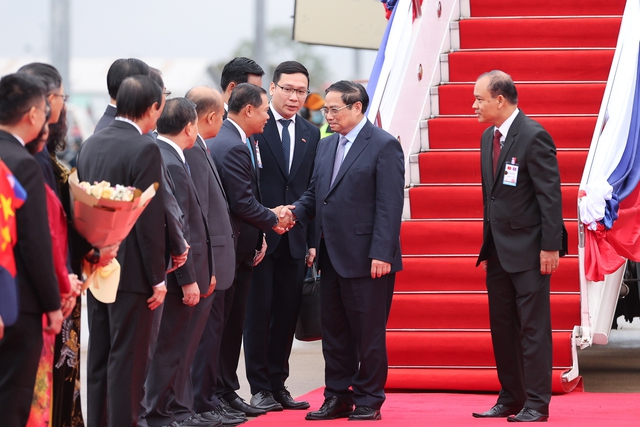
[{"xmin": 302, "ymin": 138, "xmax": 307, "ymax": 143}]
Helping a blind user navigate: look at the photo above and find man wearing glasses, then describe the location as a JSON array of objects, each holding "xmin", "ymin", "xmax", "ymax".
[
  {"xmin": 291, "ymin": 81, "xmax": 404, "ymax": 422},
  {"xmin": 244, "ymin": 61, "xmax": 320, "ymax": 412}
]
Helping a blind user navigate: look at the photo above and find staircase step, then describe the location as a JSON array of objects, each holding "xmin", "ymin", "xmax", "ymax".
[
  {"xmin": 385, "ymin": 367, "xmax": 580, "ymax": 393},
  {"xmin": 387, "ymin": 293, "xmax": 579, "ymax": 330},
  {"xmin": 417, "ymin": 150, "xmax": 587, "ymax": 184},
  {"xmin": 468, "ymin": 0, "xmax": 625, "ymax": 18},
  {"xmin": 397, "ymin": 256, "xmax": 580, "ymax": 292},
  {"xmin": 409, "ymin": 185, "xmax": 578, "ymax": 219},
  {"xmin": 427, "ymin": 116, "xmax": 595, "ymax": 149},
  {"xmin": 387, "ymin": 331, "xmax": 573, "ymax": 366},
  {"xmin": 459, "ymin": 18, "xmax": 621, "ymax": 49},
  {"xmin": 439, "ymin": 83, "xmax": 605, "ymax": 115},
  {"xmin": 400, "ymin": 220, "xmax": 579, "ymax": 255},
  {"xmin": 448, "ymin": 50, "xmax": 614, "ymax": 82}
]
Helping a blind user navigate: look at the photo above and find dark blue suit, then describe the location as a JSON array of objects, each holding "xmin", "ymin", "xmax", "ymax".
[{"xmin": 293, "ymin": 119, "xmax": 404, "ymax": 409}]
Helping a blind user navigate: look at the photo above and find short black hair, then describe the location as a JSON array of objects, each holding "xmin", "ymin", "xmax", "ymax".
[
  {"xmin": 228, "ymin": 83, "xmax": 267, "ymax": 114},
  {"xmin": 156, "ymin": 98, "xmax": 197, "ymax": 136},
  {"xmin": 185, "ymin": 87, "xmax": 223, "ymax": 118},
  {"xmin": 17, "ymin": 62, "xmax": 62, "ymax": 94},
  {"xmin": 0, "ymin": 73, "xmax": 46, "ymax": 126},
  {"xmin": 272, "ymin": 61, "xmax": 309, "ymax": 87},
  {"xmin": 325, "ymin": 80, "xmax": 369, "ymax": 113},
  {"xmin": 106, "ymin": 58, "xmax": 149, "ymax": 99},
  {"xmin": 115, "ymin": 75, "xmax": 162, "ymax": 121},
  {"xmin": 479, "ymin": 70, "xmax": 518, "ymax": 104},
  {"xmin": 220, "ymin": 57, "xmax": 265, "ymax": 92}
]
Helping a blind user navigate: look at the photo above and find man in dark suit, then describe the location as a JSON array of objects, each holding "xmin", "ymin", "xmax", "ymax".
[
  {"xmin": 77, "ymin": 75, "xmax": 167, "ymax": 427},
  {"xmin": 143, "ymin": 97, "xmax": 218, "ymax": 427},
  {"xmin": 182, "ymin": 86, "xmax": 246, "ymax": 426},
  {"xmin": 291, "ymin": 81, "xmax": 404, "ymax": 421},
  {"xmin": 206, "ymin": 83, "xmax": 294, "ymax": 417},
  {"xmin": 0, "ymin": 73, "xmax": 63, "ymax": 427},
  {"xmin": 471, "ymin": 70, "xmax": 565, "ymax": 423},
  {"xmin": 243, "ymin": 61, "xmax": 320, "ymax": 412}
]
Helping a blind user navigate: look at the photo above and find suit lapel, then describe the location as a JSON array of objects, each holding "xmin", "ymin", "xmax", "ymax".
[
  {"xmin": 262, "ymin": 112, "xmax": 289, "ymax": 178},
  {"xmin": 492, "ymin": 111, "xmax": 523, "ymax": 188},
  {"xmin": 329, "ymin": 123, "xmax": 371, "ymax": 192},
  {"xmin": 196, "ymin": 135, "xmax": 227, "ymax": 202},
  {"xmin": 289, "ymin": 118, "xmax": 310, "ymax": 182}
]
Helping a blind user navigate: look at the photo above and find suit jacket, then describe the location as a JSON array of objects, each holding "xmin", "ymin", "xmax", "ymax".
[
  {"xmin": 206, "ymin": 120, "xmax": 277, "ymax": 254},
  {"xmin": 254, "ymin": 110, "xmax": 319, "ymax": 258},
  {"xmin": 0, "ymin": 130, "xmax": 60, "ymax": 314},
  {"xmin": 77, "ymin": 120, "xmax": 166, "ymax": 293},
  {"xmin": 157, "ymin": 139, "xmax": 212, "ymax": 294},
  {"xmin": 477, "ymin": 110, "xmax": 567, "ymax": 273},
  {"xmin": 184, "ymin": 136, "xmax": 235, "ymax": 290},
  {"xmin": 94, "ymin": 104, "xmax": 117, "ymax": 134},
  {"xmin": 293, "ymin": 120, "xmax": 405, "ymax": 278}
]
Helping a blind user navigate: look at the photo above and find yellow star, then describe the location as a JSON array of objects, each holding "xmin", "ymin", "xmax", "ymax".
[
  {"xmin": 1, "ymin": 194, "xmax": 14, "ymax": 222},
  {"xmin": 1, "ymin": 225, "xmax": 11, "ymax": 252}
]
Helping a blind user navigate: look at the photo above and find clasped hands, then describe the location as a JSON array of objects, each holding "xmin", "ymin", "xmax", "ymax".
[{"xmin": 270, "ymin": 205, "xmax": 296, "ymax": 234}]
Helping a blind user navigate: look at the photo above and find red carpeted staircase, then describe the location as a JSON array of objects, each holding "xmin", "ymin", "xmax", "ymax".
[{"xmin": 386, "ymin": 0, "xmax": 626, "ymax": 392}]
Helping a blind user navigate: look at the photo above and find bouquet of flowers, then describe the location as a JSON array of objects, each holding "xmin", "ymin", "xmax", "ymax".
[{"xmin": 68, "ymin": 170, "xmax": 157, "ymax": 303}]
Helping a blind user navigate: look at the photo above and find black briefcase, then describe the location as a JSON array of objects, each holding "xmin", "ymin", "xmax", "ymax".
[{"xmin": 295, "ymin": 264, "xmax": 322, "ymax": 341}]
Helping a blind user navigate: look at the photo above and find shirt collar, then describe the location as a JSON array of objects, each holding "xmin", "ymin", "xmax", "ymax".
[
  {"xmin": 496, "ymin": 108, "xmax": 520, "ymax": 142},
  {"xmin": 270, "ymin": 104, "xmax": 296, "ymax": 124},
  {"xmin": 227, "ymin": 118, "xmax": 247, "ymax": 142},
  {"xmin": 114, "ymin": 116, "xmax": 142, "ymax": 134},
  {"xmin": 343, "ymin": 116, "xmax": 369, "ymax": 143},
  {"xmin": 157, "ymin": 135, "xmax": 186, "ymax": 163},
  {"xmin": 11, "ymin": 133, "xmax": 26, "ymax": 146}
]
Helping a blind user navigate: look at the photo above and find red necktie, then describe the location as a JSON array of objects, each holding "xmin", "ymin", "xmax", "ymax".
[{"xmin": 492, "ymin": 129, "xmax": 502, "ymax": 177}]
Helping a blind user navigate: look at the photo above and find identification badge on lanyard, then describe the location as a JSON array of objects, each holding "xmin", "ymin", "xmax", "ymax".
[
  {"xmin": 254, "ymin": 141, "xmax": 263, "ymax": 169},
  {"xmin": 503, "ymin": 157, "xmax": 519, "ymax": 187}
]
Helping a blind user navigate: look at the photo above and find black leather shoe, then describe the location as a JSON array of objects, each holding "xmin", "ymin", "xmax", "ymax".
[
  {"xmin": 250, "ymin": 390, "xmax": 283, "ymax": 412},
  {"xmin": 199, "ymin": 404, "xmax": 247, "ymax": 425},
  {"xmin": 273, "ymin": 388, "xmax": 311, "ymax": 410},
  {"xmin": 472, "ymin": 404, "xmax": 521, "ymax": 418},
  {"xmin": 348, "ymin": 406, "xmax": 381, "ymax": 421},
  {"xmin": 507, "ymin": 407, "xmax": 549, "ymax": 422},
  {"xmin": 179, "ymin": 414, "xmax": 220, "ymax": 426},
  {"xmin": 227, "ymin": 397, "xmax": 266, "ymax": 417},
  {"xmin": 219, "ymin": 398, "xmax": 248, "ymax": 418},
  {"xmin": 305, "ymin": 396, "xmax": 353, "ymax": 420}
]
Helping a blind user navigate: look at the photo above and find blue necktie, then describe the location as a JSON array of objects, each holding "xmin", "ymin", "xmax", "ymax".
[
  {"xmin": 184, "ymin": 159, "xmax": 191, "ymax": 176},
  {"xmin": 246, "ymin": 138, "xmax": 256, "ymax": 169},
  {"xmin": 279, "ymin": 119, "xmax": 292, "ymax": 174},
  {"xmin": 331, "ymin": 136, "xmax": 349, "ymax": 186}
]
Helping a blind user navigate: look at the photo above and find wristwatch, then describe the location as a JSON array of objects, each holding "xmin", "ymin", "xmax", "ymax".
[
  {"xmin": 273, "ymin": 214, "xmax": 280, "ymax": 228},
  {"xmin": 85, "ymin": 247, "xmax": 100, "ymax": 264}
]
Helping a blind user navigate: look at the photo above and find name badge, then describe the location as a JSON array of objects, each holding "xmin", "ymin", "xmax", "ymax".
[{"xmin": 503, "ymin": 157, "xmax": 518, "ymax": 186}]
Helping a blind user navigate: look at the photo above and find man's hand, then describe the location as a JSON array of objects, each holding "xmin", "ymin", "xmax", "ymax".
[
  {"xmin": 271, "ymin": 205, "xmax": 295, "ymax": 234},
  {"xmin": 148, "ymin": 284, "xmax": 167, "ymax": 310},
  {"xmin": 0, "ymin": 315, "xmax": 4, "ymax": 340},
  {"xmin": 540, "ymin": 250, "xmax": 559, "ymax": 275},
  {"xmin": 202, "ymin": 276, "xmax": 216, "ymax": 298},
  {"xmin": 171, "ymin": 240, "xmax": 190, "ymax": 270},
  {"xmin": 182, "ymin": 282, "xmax": 201, "ymax": 306},
  {"xmin": 371, "ymin": 259, "xmax": 391, "ymax": 279},
  {"xmin": 253, "ymin": 236, "xmax": 267, "ymax": 266},
  {"xmin": 481, "ymin": 260, "xmax": 488, "ymax": 272},
  {"xmin": 44, "ymin": 309, "xmax": 63, "ymax": 335},
  {"xmin": 97, "ymin": 242, "xmax": 120, "ymax": 267},
  {"xmin": 305, "ymin": 248, "xmax": 316, "ymax": 267},
  {"xmin": 61, "ymin": 273, "xmax": 83, "ymax": 318}
]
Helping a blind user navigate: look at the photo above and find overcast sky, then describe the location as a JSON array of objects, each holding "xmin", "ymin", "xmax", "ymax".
[{"xmin": 1, "ymin": 0, "xmax": 378, "ymax": 83}]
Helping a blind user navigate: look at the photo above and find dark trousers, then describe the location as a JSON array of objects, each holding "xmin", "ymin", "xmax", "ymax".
[
  {"xmin": 0, "ymin": 312, "xmax": 43, "ymax": 427},
  {"xmin": 486, "ymin": 244, "xmax": 553, "ymax": 414},
  {"xmin": 143, "ymin": 293, "xmax": 196, "ymax": 426},
  {"xmin": 171, "ymin": 290, "xmax": 215, "ymax": 420},
  {"xmin": 86, "ymin": 291, "xmax": 154, "ymax": 427},
  {"xmin": 244, "ymin": 236, "xmax": 305, "ymax": 394},
  {"xmin": 216, "ymin": 249, "xmax": 254, "ymax": 401},
  {"xmin": 192, "ymin": 289, "xmax": 226, "ymax": 413},
  {"xmin": 319, "ymin": 242, "xmax": 394, "ymax": 410}
]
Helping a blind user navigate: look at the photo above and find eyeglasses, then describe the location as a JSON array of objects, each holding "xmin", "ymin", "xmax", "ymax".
[
  {"xmin": 320, "ymin": 104, "xmax": 352, "ymax": 117},
  {"xmin": 52, "ymin": 93, "xmax": 69, "ymax": 102},
  {"xmin": 163, "ymin": 90, "xmax": 172, "ymax": 98},
  {"xmin": 276, "ymin": 83, "xmax": 309, "ymax": 98}
]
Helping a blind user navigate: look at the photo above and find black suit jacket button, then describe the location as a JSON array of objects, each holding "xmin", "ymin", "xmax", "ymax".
[
  {"xmin": 491, "ymin": 197, "xmax": 495, "ymax": 202},
  {"xmin": 323, "ymin": 201, "xmax": 328, "ymax": 205}
]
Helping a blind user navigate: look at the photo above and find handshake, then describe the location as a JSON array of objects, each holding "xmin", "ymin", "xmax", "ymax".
[{"xmin": 270, "ymin": 205, "xmax": 296, "ymax": 234}]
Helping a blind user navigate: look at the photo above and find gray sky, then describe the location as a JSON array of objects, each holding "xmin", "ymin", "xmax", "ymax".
[{"xmin": 1, "ymin": 0, "xmax": 378, "ymax": 83}]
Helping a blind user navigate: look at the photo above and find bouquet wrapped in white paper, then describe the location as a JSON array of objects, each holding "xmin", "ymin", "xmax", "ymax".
[{"xmin": 69, "ymin": 170, "xmax": 157, "ymax": 303}]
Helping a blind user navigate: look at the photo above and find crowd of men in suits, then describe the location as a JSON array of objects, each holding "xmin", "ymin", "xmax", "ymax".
[{"xmin": 0, "ymin": 55, "xmax": 407, "ymax": 427}]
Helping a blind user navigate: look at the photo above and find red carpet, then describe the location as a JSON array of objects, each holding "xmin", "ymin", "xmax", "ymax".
[
  {"xmin": 389, "ymin": 0, "xmax": 626, "ymax": 392},
  {"xmin": 245, "ymin": 388, "xmax": 640, "ymax": 426}
]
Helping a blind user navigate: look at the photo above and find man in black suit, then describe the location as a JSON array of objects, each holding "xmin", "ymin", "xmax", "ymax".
[
  {"xmin": 291, "ymin": 81, "xmax": 404, "ymax": 422},
  {"xmin": 243, "ymin": 61, "xmax": 320, "ymax": 412},
  {"xmin": 77, "ymin": 75, "xmax": 167, "ymax": 427},
  {"xmin": 471, "ymin": 70, "xmax": 565, "ymax": 423},
  {"xmin": 206, "ymin": 83, "xmax": 294, "ymax": 417},
  {"xmin": 182, "ymin": 86, "xmax": 246, "ymax": 426},
  {"xmin": 0, "ymin": 73, "xmax": 63, "ymax": 427},
  {"xmin": 144, "ymin": 97, "xmax": 218, "ymax": 427}
]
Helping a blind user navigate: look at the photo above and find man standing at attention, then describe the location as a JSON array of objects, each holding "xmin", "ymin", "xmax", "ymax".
[
  {"xmin": 292, "ymin": 81, "xmax": 404, "ymax": 422},
  {"xmin": 471, "ymin": 70, "xmax": 566, "ymax": 423},
  {"xmin": 244, "ymin": 61, "xmax": 320, "ymax": 412}
]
